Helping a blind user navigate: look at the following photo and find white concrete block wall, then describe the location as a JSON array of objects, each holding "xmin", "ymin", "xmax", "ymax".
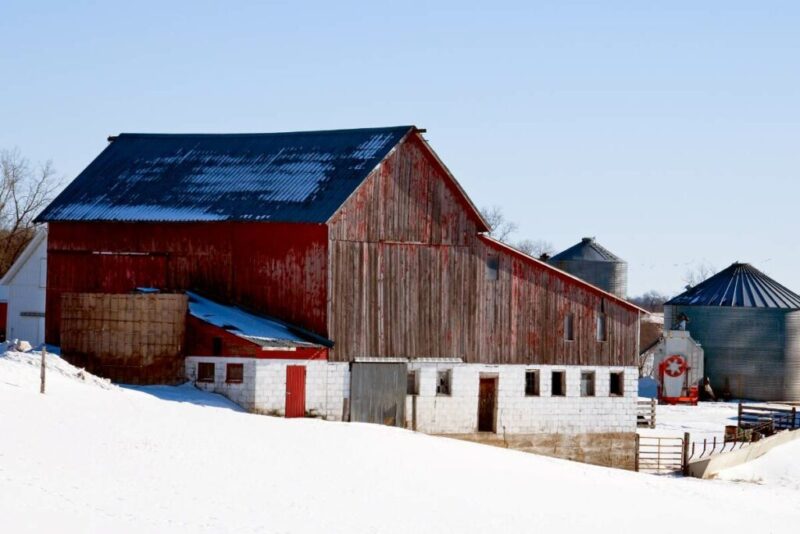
[
  {"xmin": 186, "ymin": 357, "xmax": 636, "ymax": 435},
  {"xmin": 406, "ymin": 363, "xmax": 638, "ymax": 435},
  {"xmin": 185, "ymin": 357, "xmax": 349, "ymax": 420}
]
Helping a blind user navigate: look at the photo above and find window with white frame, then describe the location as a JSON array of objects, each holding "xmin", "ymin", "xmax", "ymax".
[
  {"xmin": 609, "ymin": 371, "xmax": 624, "ymax": 396},
  {"xmin": 436, "ymin": 369, "xmax": 452, "ymax": 396},
  {"xmin": 580, "ymin": 371, "xmax": 595, "ymax": 397},
  {"xmin": 551, "ymin": 370, "xmax": 566, "ymax": 396},
  {"xmin": 525, "ymin": 370, "xmax": 540, "ymax": 396}
]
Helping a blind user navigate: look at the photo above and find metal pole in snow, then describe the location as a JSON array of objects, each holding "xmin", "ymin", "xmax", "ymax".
[{"xmin": 40, "ymin": 346, "xmax": 46, "ymax": 394}]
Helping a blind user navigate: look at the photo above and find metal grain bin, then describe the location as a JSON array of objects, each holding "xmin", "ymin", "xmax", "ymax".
[
  {"xmin": 548, "ymin": 237, "xmax": 628, "ymax": 298},
  {"xmin": 664, "ymin": 263, "xmax": 800, "ymax": 402}
]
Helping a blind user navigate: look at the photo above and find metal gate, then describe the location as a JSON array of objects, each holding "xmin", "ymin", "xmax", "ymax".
[
  {"xmin": 350, "ymin": 362, "xmax": 407, "ymax": 427},
  {"xmin": 636, "ymin": 434, "xmax": 688, "ymax": 474}
]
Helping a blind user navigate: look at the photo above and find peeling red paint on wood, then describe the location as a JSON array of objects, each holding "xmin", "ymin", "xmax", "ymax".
[
  {"xmin": 46, "ymin": 222, "xmax": 328, "ymax": 345},
  {"xmin": 185, "ymin": 315, "xmax": 327, "ymax": 360}
]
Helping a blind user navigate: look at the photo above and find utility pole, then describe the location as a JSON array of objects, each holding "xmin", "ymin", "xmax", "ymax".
[{"xmin": 40, "ymin": 346, "xmax": 46, "ymax": 394}]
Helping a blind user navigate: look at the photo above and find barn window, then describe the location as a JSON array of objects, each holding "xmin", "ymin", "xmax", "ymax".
[
  {"xmin": 226, "ymin": 363, "xmax": 244, "ymax": 384},
  {"xmin": 407, "ymin": 370, "xmax": 419, "ymax": 395},
  {"xmin": 596, "ymin": 314, "xmax": 607, "ymax": 342},
  {"xmin": 197, "ymin": 362, "xmax": 215, "ymax": 383},
  {"xmin": 486, "ymin": 255, "xmax": 499, "ymax": 281},
  {"xmin": 580, "ymin": 371, "xmax": 596, "ymax": 397},
  {"xmin": 551, "ymin": 371, "xmax": 566, "ymax": 396},
  {"xmin": 212, "ymin": 336, "xmax": 223, "ymax": 356},
  {"xmin": 525, "ymin": 370, "xmax": 540, "ymax": 396},
  {"xmin": 436, "ymin": 369, "xmax": 452, "ymax": 396},
  {"xmin": 610, "ymin": 371, "xmax": 624, "ymax": 396},
  {"xmin": 564, "ymin": 313, "xmax": 575, "ymax": 341}
]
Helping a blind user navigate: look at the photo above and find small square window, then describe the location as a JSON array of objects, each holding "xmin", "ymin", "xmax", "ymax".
[
  {"xmin": 596, "ymin": 314, "xmax": 607, "ymax": 342},
  {"xmin": 551, "ymin": 371, "xmax": 566, "ymax": 396},
  {"xmin": 226, "ymin": 363, "xmax": 244, "ymax": 384},
  {"xmin": 197, "ymin": 362, "xmax": 215, "ymax": 383},
  {"xmin": 610, "ymin": 371, "xmax": 624, "ymax": 396},
  {"xmin": 436, "ymin": 370, "xmax": 452, "ymax": 396},
  {"xmin": 564, "ymin": 313, "xmax": 575, "ymax": 341},
  {"xmin": 212, "ymin": 336, "xmax": 223, "ymax": 356},
  {"xmin": 581, "ymin": 371, "xmax": 596, "ymax": 397},
  {"xmin": 525, "ymin": 370, "xmax": 540, "ymax": 396},
  {"xmin": 407, "ymin": 370, "xmax": 419, "ymax": 395},
  {"xmin": 486, "ymin": 255, "xmax": 499, "ymax": 281}
]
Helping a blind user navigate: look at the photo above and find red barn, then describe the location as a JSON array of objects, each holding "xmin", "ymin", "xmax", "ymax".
[{"xmin": 36, "ymin": 126, "xmax": 646, "ymax": 468}]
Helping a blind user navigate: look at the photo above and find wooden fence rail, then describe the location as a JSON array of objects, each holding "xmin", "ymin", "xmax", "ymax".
[
  {"xmin": 738, "ymin": 404, "xmax": 799, "ymax": 431},
  {"xmin": 637, "ymin": 398, "xmax": 656, "ymax": 429}
]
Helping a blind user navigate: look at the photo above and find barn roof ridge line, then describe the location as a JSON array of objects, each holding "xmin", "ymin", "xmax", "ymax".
[{"xmin": 479, "ymin": 234, "xmax": 648, "ymax": 314}]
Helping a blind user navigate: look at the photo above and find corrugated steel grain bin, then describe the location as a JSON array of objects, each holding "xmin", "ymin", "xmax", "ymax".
[
  {"xmin": 548, "ymin": 237, "xmax": 628, "ymax": 298},
  {"xmin": 664, "ymin": 263, "xmax": 800, "ymax": 402}
]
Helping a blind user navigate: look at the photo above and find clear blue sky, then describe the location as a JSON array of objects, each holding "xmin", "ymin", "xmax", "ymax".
[{"xmin": 2, "ymin": 1, "xmax": 798, "ymax": 296}]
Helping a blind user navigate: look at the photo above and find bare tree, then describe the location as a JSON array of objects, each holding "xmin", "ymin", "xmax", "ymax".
[
  {"xmin": 0, "ymin": 149, "xmax": 60, "ymax": 276},
  {"xmin": 480, "ymin": 205, "xmax": 518, "ymax": 242},
  {"xmin": 628, "ymin": 290, "xmax": 671, "ymax": 312},
  {"xmin": 515, "ymin": 238, "xmax": 555, "ymax": 259},
  {"xmin": 683, "ymin": 261, "xmax": 716, "ymax": 289}
]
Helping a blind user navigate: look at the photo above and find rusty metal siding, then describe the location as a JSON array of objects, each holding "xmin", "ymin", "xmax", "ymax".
[
  {"xmin": 60, "ymin": 293, "xmax": 187, "ymax": 384},
  {"xmin": 328, "ymin": 137, "xmax": 639, "ymax": 366},
  {"xmin": 350, "ymin": 363, "xmax": 407, "ymax": 427},
  {"xmin": 46, "ymin": 221, "xmax": 328, "ymax": 345}
]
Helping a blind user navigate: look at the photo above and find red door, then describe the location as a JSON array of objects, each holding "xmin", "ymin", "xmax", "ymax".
[{"xmin": 285, "ymin": 365, "xmax": 306, "ymax": 418}]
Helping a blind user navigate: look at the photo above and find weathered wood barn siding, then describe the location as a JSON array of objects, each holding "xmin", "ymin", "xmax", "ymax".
[
  {"xmin": 46, "ymin": 222, "xmax": 328, "ymax": 344},
  {"xmin": 328, "ymin": 134, "xmax": 638, "ymax": 365}
]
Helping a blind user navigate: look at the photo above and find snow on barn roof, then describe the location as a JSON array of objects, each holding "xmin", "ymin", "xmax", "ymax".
[
  {"xmin": 35, "ymin": 126, "xmax": 414, "ymax": 223},
  {"xmin": 186, "ymin": 292, "xmax": 331, "ymax": 348},
  {"xmin": 666, "ymin": 262, "xmax": 800, "ymax": 309}
]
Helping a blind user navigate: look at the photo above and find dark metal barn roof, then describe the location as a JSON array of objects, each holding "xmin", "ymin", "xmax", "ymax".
[
  {"xmin": 549, "ymin": 237, "xmax": 624, "ymax": 263},
  {"xmin": 36, "ymin": 126, "xmax": 414, "ymax": 223},
  {"xmin": 666, "ymin": 262, "xmax": 800, "ymax": 309}
]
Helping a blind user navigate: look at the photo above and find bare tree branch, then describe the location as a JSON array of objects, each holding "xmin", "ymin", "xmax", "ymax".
[{"xmin": 0, "ymin": 149, "xmax": 61, "ymax": 276}]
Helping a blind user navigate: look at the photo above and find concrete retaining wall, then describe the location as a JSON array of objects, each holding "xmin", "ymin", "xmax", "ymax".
[{"xmin": 687, "ymin": 428, "xmax": 800, "ymax": 479}]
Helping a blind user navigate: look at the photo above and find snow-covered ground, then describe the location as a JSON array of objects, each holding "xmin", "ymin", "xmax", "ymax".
[
  {"xmin": 716, "ymin": 439, "xmax": 800, "ymax": 490},
  {"xmin": 639, "ymin": 400, "xmax": 740, "ymax": 441},
  {"xmin": 2, "ymin": 350, "xmax": 800, "ymax": 533}
]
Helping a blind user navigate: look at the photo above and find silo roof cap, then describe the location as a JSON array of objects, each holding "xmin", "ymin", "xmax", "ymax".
[
  {"xmin": 666, "ymin": 262, "xmax": 800, "ymax": 308},
  {"xmin": 550, "ymin": 237, "xmax": 624, "ymax": 263}
]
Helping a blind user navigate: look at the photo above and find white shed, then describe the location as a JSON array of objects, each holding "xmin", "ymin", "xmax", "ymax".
[{"xmin": 0, "ymin": 229, "xmax": 47, "ymax": 346}]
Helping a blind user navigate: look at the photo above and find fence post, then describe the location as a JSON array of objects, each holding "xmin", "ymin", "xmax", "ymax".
[
  {"xmin": 650, "ymin": 398, "xmax": 656, "ymax": 429},
  {"xmin": 682, "ymin": 432, "xmax": 690, "ymax": 476},
  {"xmin": 634, "ymin": 433, "xmax": 640, "ymax": 472},
  {"xmin": 738, "ymin": 402, "xmax": 743, "ymax": 428},
  {"xmin": 40, "ymin": 346, "xmax": 47, "ymax": 394},
  {"xmin": 792, "ymin": 407, "xmax": 797, "ymax": 430}
]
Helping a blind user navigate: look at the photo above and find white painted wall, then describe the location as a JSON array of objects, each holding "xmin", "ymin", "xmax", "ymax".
[
  {"xmin": 405, "ymin": 363, "xmax": 638, "ymax": 435},
  {"xmin": 185, "ymin": 357, "xmax": 636, "ymax": 435},
  {"xmin": 1, "ymin": 232, "xmax": 47, "ymax": 346},
  {"xmin": 185, "ymin": 357, "xmax": 349, "ymax": 420}
]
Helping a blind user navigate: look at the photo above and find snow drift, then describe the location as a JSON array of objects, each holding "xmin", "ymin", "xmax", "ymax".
[{"xmin": 1, "ymin": 350, "xmax": 798, "ymax": 533}]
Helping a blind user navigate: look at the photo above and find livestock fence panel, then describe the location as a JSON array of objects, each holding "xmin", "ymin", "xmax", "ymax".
[
  {"xmin": 637, "ymin": 398, "xmax": 656, "ymax": 429},
  {"xmin": 636, "ymin": 433, "xmax": 688, "ymax": 474}
]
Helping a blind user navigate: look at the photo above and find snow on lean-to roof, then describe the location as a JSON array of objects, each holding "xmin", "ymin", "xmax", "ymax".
[
  {"xmin": 34, "ymin": 127, "xmax": 413, "ymax": 223},
  {"xmin": 186, "ymin": 292, "xmax": 326, "ymax": 348}
]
